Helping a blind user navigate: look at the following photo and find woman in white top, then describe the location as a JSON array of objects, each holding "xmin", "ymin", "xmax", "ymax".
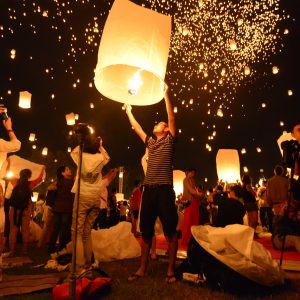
[{"xmin": 70, "ymin": 131, "xmax": 110, "ymax": 274}]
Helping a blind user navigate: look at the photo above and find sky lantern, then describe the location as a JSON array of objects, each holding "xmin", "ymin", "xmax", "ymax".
[
  {"xmin": 19, "ymin": 91, "xmax": 32, "ymax": 109},
  {"xmin": 42, "ymin": 147, "xmax": 48, "ymax": 156},
  {"xmin": 29, "ymin": 133, "xmax": 35, "ymax": 142},
  {"xmin": 216, "ymin": 149, "xmax": 240, "ymax": 183},
  {"xmin": 272, "ymin": 66, "xmax": 279, "ymax": 74},
  {"xmin": 287, "ymin": 89, "xmax": 293, "ymax": 96},
  {"xmin": 65, "ymin": 112, "xmax": 76, "ymax": 125},
  {"xmin": 244, "ymin": 66, "xmax": 250, "ymax": 75},
  {"xmin": 229, "ymin": 39, "xmax": 237, "ymax": 50},
  {"xmin": 94, "ymin": 0, "xmax": 171, "ymax": 106},
  {"xmin": 173, "ymin": 170, "xmax": 185, "ymax": 197}
]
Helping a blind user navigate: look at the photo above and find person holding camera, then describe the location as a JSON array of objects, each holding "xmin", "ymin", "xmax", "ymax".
[
  {"xmin": 290, "ymin": 122, "xmax": 300, "ymax": 202},
  {"xmin": 0, "ymin": 106, "xmax": 21, "ymax": 256},
  {"xmin": 70, "ymin": 131, "xmax": 110, "ymax": 274},
  {"xmin": 125, "ymin": 83, "xmax": 178, "ymax": 283}
]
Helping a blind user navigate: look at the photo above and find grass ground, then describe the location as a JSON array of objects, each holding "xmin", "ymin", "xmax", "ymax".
[{"xmin": 2, "ymin": 242, "xmax": 300, "ymax": 300}]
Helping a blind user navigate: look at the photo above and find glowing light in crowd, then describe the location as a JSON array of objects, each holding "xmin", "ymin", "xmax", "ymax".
[{"xmin": 173, "ymin": 170, "xmax": 185, "ymax": 197}]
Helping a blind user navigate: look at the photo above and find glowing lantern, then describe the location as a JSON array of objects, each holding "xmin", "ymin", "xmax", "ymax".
[
  {"xmin": 94, "ymin": 0, "xmax": 171, "ymax": 106},
  {"xmin": 19, "ymin": 91, "xmax": 32, "ymax": 109},
  {"xmin": 272, "ymin": 66, "xmax": 279, "ymax": 74},
  {"xmin": 241, "ymin": 148, "xmax": 246, "ymax": 154},
  {"xmin": 173, "ymin": 170, "xmax": 185, "ymax": 197},
  {"xmin": 229, "ymin": 40, "xmax": 237, "ymax": 50},
  {"xmin": 173, "ymin": 106, "xmax": 178, "ymax": 113},
  {"xmin": 67, "ymin": 147, "xmax": 71, "ymax": 153},
  {"xmin": 29, "ymin": 133, "xmax": 35, "ymax": 142},
  {"xmin": 244, "ymin": 66, "xmax": 250, "ymax": 75},
  {"xmin": 65, "ymin": 113, "xmax": 76, "ymax": 125},
  {"xmin": 288, "ymin": 90, "xmax": 293, "ymax": 96},
  {"xmin": 216, "ymin": 149, "xmax": 240, "ymax": 183},
  {"xmin": 42, "ymin": 147, "xmax": 48, "ymax": 156},
  {"xmin": 32, "ymin": 145, "xmax": 36, "ymax": 149},
  {"xmin": 243, "ymin": 166, "xmax": 248, "ymax": 173},
  {"xmin": 32, "ymin": 192, "xmax": 39, "ymax": 203}
]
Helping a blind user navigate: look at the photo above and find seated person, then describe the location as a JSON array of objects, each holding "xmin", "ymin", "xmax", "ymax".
[{"xmin": 215, "ymin": 184, "xmax": 246, "ymax": 227}]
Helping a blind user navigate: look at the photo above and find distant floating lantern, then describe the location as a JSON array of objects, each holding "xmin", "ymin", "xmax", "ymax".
[
  {"xmin": 229, "ymin": 40, "xmax": 237, "ymax": 50},
  {"xmin": 288, "ymin": 90, "xmax": 293, "ymax": 96},
  {"xmin": 29, "ymin": 133, "xmax": 35, "ymax": 142},
  {"xmin": 280, "ymin": 121, "xmax": 284, "ymax": 126},
  {"xmin": 173, "ymin": 106, "xmax": 178, "ymax": 113},
  {"xmin": 42, "ymin": 147, "xmax": 48, "ymax": 156},
  {"xmin": 94, "ymin": 0, "xmax": 171, "ymax": 106},
  {"xmin": 272, "ymin": 66, "xmax": 279, "ymax": 74},
  {"xmin": 67, "ymin": 147, "xmax": 71, "ymax": 153},
  {"xmin": 216, "ymin": 149, "xmax": 240, "ymax": 183},
  {"xmin": 283, "ymin": 29, "xmax": 289, "ymax": 35},
  {"xmin": 32, "ymin": 145, "xmax": 36, "ymax": 149},
  {"xmin": 173, "ymin": 170, "xmax": 185, "ymax": 197},
  {"xmin": 217, "ymin": 108, "xmax": 223, "ymax": 117},
  {"xmin": 19, "ymin": 91, "xmax": 32, "ymax": 109},
  {"xmin": 243, "ymin": 166, "xmax": 248, "ymax": 173},
  {"xmin": 75, "ymin": 114, "xmax": 79, "ymax": 120},
  {"xmin": 241, "ymin": 148, "xmax": 246, "ymax": 154},
  {"xmin": 256, "ymin": 147, "xmax": 262, "ymax": 153},
  {"xmin": 90, "ymin": 103, "xmax": 94, "ymax": 109},
  {"xmin": 237, "ymin": 19, "xmax": 243, "ymax": 26},
  {"xmin": 244, "ymin": 66, "xmax": 250, "ymax": 75},
  {"xmin": 261, "ymin": 103, "xmax": 266, "ymax": 108},
  {"xmin": 65, "ymin": 113, "xmax": 76, "ymax": 125}
]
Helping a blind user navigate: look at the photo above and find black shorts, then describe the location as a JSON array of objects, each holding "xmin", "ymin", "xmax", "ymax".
[{"xmin": 140, "ymin": 185, "xmax": 178, "ymax": 240}]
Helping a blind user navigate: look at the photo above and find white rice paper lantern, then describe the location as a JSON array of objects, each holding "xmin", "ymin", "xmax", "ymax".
[
  {"xmin": 65, "ymin": 113, "xmax": 76, "ymax": 126},
  {"xmin": 173, "ymin": 170, "xmax": 185, "ymax": 197},
  {"xmin": 216, "ymin": 149, "xmax": 240, "ymax": 183},
  {"xmin": 94, "ymin": 0, "xmax": 171, "ymax": 106},
  {"xmin": 19, "ymin": 91, "xmax": 32, "ymax": 109},
  {"xmin": 42, "ymin": 147, "xmax": 48, "ymax": 156},
  {"xmin": 29, "ymin": 133, "xmax": 35, "ymax": 142}
]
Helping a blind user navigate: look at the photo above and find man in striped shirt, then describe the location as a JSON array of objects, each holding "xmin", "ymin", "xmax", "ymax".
[{"xmin": 125, "ymin": 83, "xmax": 178, "ymax": 284}]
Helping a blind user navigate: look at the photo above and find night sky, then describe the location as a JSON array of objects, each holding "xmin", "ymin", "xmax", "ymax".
[{"xmin": 0, "ymin": 0, "xmax": 299, "ymax": 188}]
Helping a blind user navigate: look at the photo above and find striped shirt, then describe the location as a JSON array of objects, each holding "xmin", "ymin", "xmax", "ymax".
[{"xmin": 144, "ymin": 133, "xmax": 175, "ymax": 185}]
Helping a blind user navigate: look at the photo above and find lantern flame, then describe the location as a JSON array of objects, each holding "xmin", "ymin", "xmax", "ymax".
[{"xmin": 128, "ymin": 70, "xmax": 143, "ymax": 95}]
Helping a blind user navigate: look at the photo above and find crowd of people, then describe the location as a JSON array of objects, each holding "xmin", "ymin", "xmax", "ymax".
[{"xmin": 0, "ymin": 89, "xmax": 300, "ymax": 284}]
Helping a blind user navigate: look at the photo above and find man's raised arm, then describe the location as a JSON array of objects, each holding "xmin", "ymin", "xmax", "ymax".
[
  {"xmin": 164, "ymin": 83, "xmax": 176, "ymax": 137},
  {"xmin": 124, "ymin": 104, "xmax": 147, "ymax": 143}
]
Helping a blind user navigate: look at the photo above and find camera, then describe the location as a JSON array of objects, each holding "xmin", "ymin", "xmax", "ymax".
[
  {"xmin": 281, "ymin": 140, "xmax": 300, "ymax": 168},
  {"xmin": 1, "ymin": 111, "xmax": 8, "ymax": 121}
]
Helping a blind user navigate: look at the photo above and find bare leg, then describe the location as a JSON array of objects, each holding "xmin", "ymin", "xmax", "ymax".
[
  {"xmin": 166, "ymin": 233, "xmax": 178, "ymax": 281},
  {"xmin": 128, "ymin": 238, "xmax": 151, "ymax": 279},
  {"xmin": 150, "ymin": 236, "xmax": 157, "ymax": 260}
]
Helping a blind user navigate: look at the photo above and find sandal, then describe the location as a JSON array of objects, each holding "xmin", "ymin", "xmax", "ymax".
[
  {"xmin": 165, "ymin": 274, "xmax": 177, "ymax": 284},
  {"xmin": 128, "ymin": 273, "xmax": 143, "ymax": 282}
]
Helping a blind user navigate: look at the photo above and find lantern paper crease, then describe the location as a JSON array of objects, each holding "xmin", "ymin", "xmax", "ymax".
[{"xmin": 94, "ymin": 0, "xmax": 171, "ymax": 105}]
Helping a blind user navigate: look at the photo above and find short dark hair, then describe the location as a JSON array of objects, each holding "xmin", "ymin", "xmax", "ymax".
[{"xmin": 274, "ymin": 165, "xmax": 284, "ymax": 176}]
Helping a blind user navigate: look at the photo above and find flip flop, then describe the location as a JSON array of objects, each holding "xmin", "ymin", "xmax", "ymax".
[
  {"xmin": 165, "ymin": 274, "xmax": 177, "ymax": 284},
  {"xmin": 128, "ymin": 273, "xmax": 143, "ymax": 282}
]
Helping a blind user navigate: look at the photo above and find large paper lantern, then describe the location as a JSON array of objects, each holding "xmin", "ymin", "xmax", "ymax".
[
  {"xmin": 173, "ymin": 170, "xmax": 185, "ymax": 197},
  {"xmin": 216, "ymin": 149, "xmax": 240, "ymax": 183},
  {"xmin": 94, "ymin": 0, "xmax": 171, "ymax": 106},
  {"xmin": 19, "ymin": 91, "xmax": 32, "ymax": 108}
]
